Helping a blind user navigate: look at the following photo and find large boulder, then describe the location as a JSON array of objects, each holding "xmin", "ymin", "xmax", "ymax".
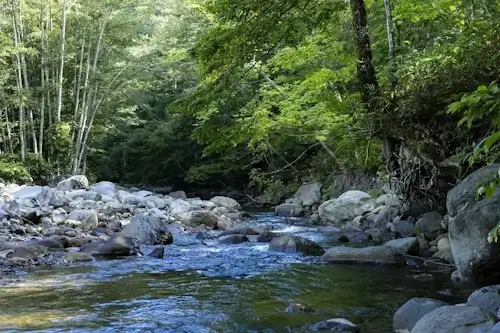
[
  {"xmin": 11, "ymin": 186, "xmax": 43, "ymax": 200},
  {"xmin": 66, "ymin": 209, "xmax": 98, "ymax": 231},
  {"xmin": 447, "ymin": 164, "xmax": 500, "ymax": 217},
  {"xmin": 411, "ymin": 305, "xmax": 495, "ymax": 333},
  {"xmin": 210, "ymin": 196, "xmax": 241, "ymax": 211},
  {"xmin": 91, "ymin": 181, "xmax": 117, "ymax": 198},
  {"xmin": 293, "ymin": 182, "xmax": 322, "ymax": 206},
  {"xmin": 467, "ymin": 285, "xmax": 500, "ymax": 317},
  {"xmin": 175, "ymin": 211, "xmax": 218, "ymax": 229},
  {"xmin": 218, "ymin": 234, "xmax": 249, "ymax": 244},
  {"xmin": 120, "ymin": 214, "xmax": 172, "ymax": 245},
  {"xmin": 415, "ymin": 211, "xmax": 443, "ymax": 239},
  {"xmin": 80, "ymin": 235, "xmax": 140, "ymax": 256},
  {"xmin": 384, "ymin": 237, "xmax": 420, "ymax": 255},
  {"xmin": 318, "ymin": 191, "xmax": 375, "ymax": 225},
  {"xmin": 269, "ymin": 236, "xmax": 324, "ymax": 256},
  {"xmin": 275, "ymin": 204, "xmax": 304, "ymax": 217},
  {"xmin": 67, "ymin": 189, "xmax": 102, "ymax": 201},
  {"xmin": 393, "ymin": 297, "xmax": 449, "ymax": 332},
  {"xmin": 56, "ymin": 175, "xmax": 89, "ymax": 192},
  {"xmin": 169, "ymin": 190, "xmax": 187, "ymax": 199},
  {"xmin": 3, "ymin": 199, "xmax": 42, "ymax": 224},
  {"xmin": 449, "ymin": 188, "xmax": 500, "ymax": 284},
  {"xmin": 321, "ymin": 245, "xmax": 405, "ymax": 264}
]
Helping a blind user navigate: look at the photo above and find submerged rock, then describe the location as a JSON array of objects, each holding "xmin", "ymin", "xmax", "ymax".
[
  {"xmin": 285, "ymin": 303, "xmax": 315, "ymax": 313},
  {"xmin": 218, "ymin": 234, "xmax": 249, "ymax": 244},
  {"xmin": 269, "ymin": 236, "xmax": 324, "ymax": 256},
  {"xmin": 311, "ymin": 318, "xmax": 359, "ymax": 332},
  {"xmin": 148, "ymin": 246, "xmax": 165, "ymax": 259},
  {"xmin": 257, "ymin": 230, "xmax": 278, "ymax": 242}
]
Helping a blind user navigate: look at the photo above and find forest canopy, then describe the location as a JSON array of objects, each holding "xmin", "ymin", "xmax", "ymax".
[{"xmin": 0, "ymin": 0, "xmax": 499, "ymax": 207}]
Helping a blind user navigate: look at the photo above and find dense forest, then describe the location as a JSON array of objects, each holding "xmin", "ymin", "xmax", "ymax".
[{"xmin": 0, "ymin": 0, "xmax": 499, "ymax": 209}]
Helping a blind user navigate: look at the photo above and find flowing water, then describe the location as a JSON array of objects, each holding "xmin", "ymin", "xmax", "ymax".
[{"xmin": 0, "ymin": 211, "xmax": 471, "ymax": 333}]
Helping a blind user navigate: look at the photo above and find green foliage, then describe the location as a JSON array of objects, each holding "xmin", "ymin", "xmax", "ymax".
[
  {"xmin": 248, "ymin": 169, "xmax": 297, "ymax": 204},
  {"xmin": 0, "ymin": 153, "xmax": 55, "ymax": 183},
  {"xmin": 0, "ymin": 161, "xmax": 31, "ymax": 183}
]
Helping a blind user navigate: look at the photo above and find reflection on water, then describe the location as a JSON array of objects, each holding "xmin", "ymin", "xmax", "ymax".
[{"xmin": 0, "ymin": 212, "xmax": 471, "ymax": 333}]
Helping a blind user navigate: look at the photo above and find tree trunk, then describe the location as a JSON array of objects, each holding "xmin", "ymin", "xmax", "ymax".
[
  {"xmin": 349, "ymin": 0, "xmax": 379, "ymax": 112},
  {"xmin": 39, "ymin": 0, "xmax": 45, "ymax": 158},
  {"xmin": 11, "ymin": 0, "xmax": 26, "ymax": 161},
  {"xmin": 55, "ymin": 0, "xmax": 67, "ymax": 122},
  {"xmin": 383, "ymin": 0, "xmax": 397, "ymax": 91}
]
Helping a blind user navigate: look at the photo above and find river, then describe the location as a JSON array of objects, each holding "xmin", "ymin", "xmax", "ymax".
[{"xmin": 0, "ymin": 211, "xmax": 471, "ymax": 332}]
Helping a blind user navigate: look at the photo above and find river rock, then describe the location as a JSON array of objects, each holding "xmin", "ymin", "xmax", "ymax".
[
  {"xmin": 393, "ymin": 297, "xmax": 449, "ymax": 332},
  {"xmin": 467, "ymin": 285, "xmax": 500, "ymax": 317},
  {"xmin": 63, "ymin": 252, "xmax": 93, "ymax": 263},
  {"xmin": 321, "ymin": 245, "xmax": 405, "ymax": 264},
  {"xmin": 169, "ymin": 200, "xmax": 192, "ymax": 215},
  {"xmin": 269, "ymin": 236, "xmax": 324, "ymax": 256},
  {"xmin": 293, "ymin": 182, "xmax": 322, "ymax": 206},
  {"xmin": 311, "ymin": 318, "xmax": 359, "ymax": 332},
  {"xmin": 91, "ymin": 181, "xmax": 117, "ymax": 198},
  {"xmin": 134, "ymin": 190, "xmax": 153, "ymax": 197},
  {"xmin": 67, "ymin": 189, "xmax": 102, "ymax": 201},
  {"xmin": 81, "ymin": 235, "xmax": 140, "ymax": 256},
  {"xmin": 433, "ymin": 236, "xmax": 452, "ymax": 262},
  {"xmin": 392, "ymin": 220, "xmax": 415, "ymax": 238},
  {"xmin": 449, "ymin": 187, "xmax": 500, "ymax": 284},
  {"xmin": 169, "ymin": 190, "xmax": 187, "ymax": 199},
  {"xmin": 285, "ymin": 303, "xmax": 315, "ymax": 313},
  {"xmin": 10, "ymin": 246, "xmax": 38, "ymax": 261},
  {"xmin": 221, "ymin": 225, "xmax": 260, "ymax": 236},
  {"xmin": 66, "ymin": 209, "xmax": 98, "ymax": 231},
  {"xmin": 175, "ymin": 211, "xmax": 218, "ymax": 229},
  {"xmin": 257, "ymin": 230, "xmax": 278, "ymax": 242},
  {"xmin": 218, "ymin": 234, "xmax": 249, "ymax": 244},
  {"xmin": 318, "ymin": 191, "xmax": 375, "ymax": 225},
  {"xmin": 149, "ymin": 246, "xmax": 165, "ymax": 259},
  {"xmin": 447, "ymin": 164, "xmax": 500, "ymax": 217},
  {"xmin": 56, "ymin": 175, "xmax": 89, "ymax": 192},
  {"xmin": 210, "ymin": 196, "xmax": 241, "ymax": 211},
  {"xmin": 384, "ymin": 237, "xmax": 420, "ymax": 255},
  {"xmin": 120, "ymin": 214, "xmax": 172, "ymax": 245},
  {"xmin": 412, "ymin": 305, "xmax": 496, "ymax": 333},
  {"xmin": 415, "ymin": 211, "xmax": 443, "ymax": 239},
  {"xmin": 275, "ymin": 204, "xmax": 304, "ymax": 217},
  {"xmin": 52, "ymin": 208, "xmax": 67, "ymax": 224},
  {"xmin": 11, "ymin": 186, "xmax": 43, "ymax": 200}
]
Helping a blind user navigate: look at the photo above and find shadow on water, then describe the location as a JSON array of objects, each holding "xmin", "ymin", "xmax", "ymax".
[{"xmin": 0, "ymin": 211, "xmax": 473, "ymax": 333}]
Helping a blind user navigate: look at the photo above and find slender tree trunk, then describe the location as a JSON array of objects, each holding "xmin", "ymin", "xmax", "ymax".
[
  {"xmin": 71, "ymin": 36, "xmax": 85, "ymax": 142},
  {"xmin": 39, "ymin": 0, "xmax": 46, "ymax": 157},
  {"xmin": 349, "ymin": 0, "xmax": 380, "ymax": 112},
  {"xmin": 55, "ymin": 0, "xmax": 67, "ymax": 122},
  {"xmin": 11, "ymin": 0, "xmax": 26, "ymax": 161},
  {"xmin": 383, "ymin": 0, "xmax": 397, "ymax": 91}
]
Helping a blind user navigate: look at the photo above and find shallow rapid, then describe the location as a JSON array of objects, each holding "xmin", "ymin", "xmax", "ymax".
[{"xmin": 0, "ymin": 211, "xmax": 470, "ymax": 333}]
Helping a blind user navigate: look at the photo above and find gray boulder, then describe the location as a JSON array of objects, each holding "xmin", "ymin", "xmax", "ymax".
[
  {"xmin": 81, "ymin": 235, "xmax": 140, "ymax": 256},
  {"xmin": 169, "ymin": 190, "xmax": 187, "ymax": 199},
  {"xmin": 449, "ymin": 188, "xmax": 500, "ymax": 284},
  {"xmin": 210, "ymin": 196, "xmax": 241, "ymax": 211},
  {"xmin": 318, "ymin": 191, "xmax": 375, "ymax": 225},
  {"xmin": 120, "ymin": 214, "xmax": 172, "ymax": 245},
  {"xmin": 467, "ymin": 285, "xmax": 500, "ymax": 317},
  {"xmin": 293, "ymin": 182, "xmax": 322, "ymax": 206},
  {"xmin": 275, "ymin": 203, "xmax": 304, "ymax": 217},
  {"xmin": 175, "ymin": 211, "xmax": 219, "ymax": 229},
  {"xmin": 11, "ymin": 186, "xmax": 43, "ymax": 200},
  {"xmin": 91, "ymin": 181, "xmax": 117, "ymax": 198},
  {"xmin": 385, "ymin": 237, "xmax": 420, "ymax": 255},
  {"xmin": 415, "ymin": 211, "xmax": 443, "ymax": 239},
  {"xmin": 149, "ymin": 246, "xmax": 165, "ymax": 259},
  {"xmin": 67, "ymin": 189, "xmax": 102, "ymax": 201},
  {"xmin": 66, "ymin": 209, "xmax": 98, "ymax": 231},
  {"xmin": 269, "ymin": 236, "xmax": 324, "ymax": 256},
  {"xmin": 321, "ymin": 245, "xmax": 405, "ymax": 264},
  {"xmin": 411, "ymin": 305, "xmax": 495, "ymax": 333},
  {"xmin": 393, "ymin": 297, "xmax": 449, "ymax": 332},
  {"xmin": 447, "ymin": 164, "xmax": 500, "ymax": 217},
  {"xmin": 56, "ymin": 175, "xmax": 89, "ymax": 192},
  {"xmin": 221, "ymin": 225, "xmax": 260, "ymax": 236}
]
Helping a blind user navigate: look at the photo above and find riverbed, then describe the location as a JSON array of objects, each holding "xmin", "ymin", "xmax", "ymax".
[{"xmin": 0, "ymin": 212, "xmax": 470, "ymax": 332}]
